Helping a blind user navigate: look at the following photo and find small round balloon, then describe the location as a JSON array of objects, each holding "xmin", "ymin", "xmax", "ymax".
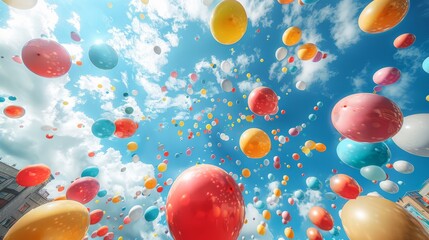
[
  {"xmin": 360, "ymin": 165, "xmax": 386, "ymax": 181},
  {"xmin": 114, "ymin": 118, "xmax": 138, "ymax": 138},
  {"xmin": 423, "ymin": 57, "xmax": 429, "ymax": 74},
  {"xmin": 92, "ymin": 119, "xmax": 116, "ymax": 138},
  {"xmin": 275, "ymin": 47, "xmax": 288, "ymax": 61},
  {"xmin": 393, "ymin": 160, "xmax": 414, "ymax": 174},
  {"xmin": 81, "ymin": 166, "xmax": 100, "ymax": 178},
  {"xmin": 308, "ymin": 206, "xmax": 334, "ymax": 231},
  {"xmin": 373, "ymin": 67, "xmax": 401, "ymax": 86},
  {"xmin": 3, "ymin": 105, "xmax": 25, "ymax": 119},
  {"xmin": 90, "ymin": 209, "xmax": 104, "ymax": 225},
  {"xmin": 392, "ymin": 114, "xmax": 429, "ymax": 157},
  {"xmin": 297, "ymin": 43, "xmax": 318, "ymax": 61},
  {"xmin": 306, "ymin": 227, "xmax": 323, "ymax": 240},
  {"xmin": 239, "ymin": 128, "xmax": 271, "ymax": 158},
  {"xmin": 129, "ymin": 205, "xmax": 143, "ymax": 222},
  {"xmin": 282, "ymin": 26, "xmax": 302, "ymax": 46},
  {"xmin": 16, "ymin": 164, "xmax": 51, "ymax": 187},
  {"xmin": 221, "ymin": 79, "xmax": 233, "ymax": 92},
  {"xmin": 330, "ymin": 174, "xmax": 361, "ymax": 200},
  {"xmin": 88, "ymin": 43, "xmax": 118, "ymax": 70},
  {"xmin": 248, "ymin": 86, "xmax": 278, "ymax": 116},
  {"xmin": 337, "ymin": 138, "xmax": 391, "ymax": 169},
  {"xmin": 66, "ymin": 177, "xmax": 100, "ymax": 204},
  {"xmin": 144, "ymin": 206, "xmax": 159, "ymax": 222},
  {"xmin": 393, "ymin": 33, "xmax": 416, "ymax": 49}
]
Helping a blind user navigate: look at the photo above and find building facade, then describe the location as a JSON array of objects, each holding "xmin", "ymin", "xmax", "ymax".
[
  {"xmin": 397, "ymin": 180, "xmax": 429, "ymax": 233},
  {"xmin": 0, "ymin": 161, "xmax": 52, "ymax": 239}
]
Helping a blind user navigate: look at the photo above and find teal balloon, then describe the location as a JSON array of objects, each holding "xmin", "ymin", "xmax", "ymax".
[
  {"xmin": 423, "ymin": 57, "xmax": 429, "ymax": 74},
  {"xmin": 254, "ymin": 200, "xmax": 265, "ymax": 209},
  {"xmin": 317, "ymin": 101, "xmax": 323, "ymax": 107},
  {"xmin": 306, "ymin": 177, "xmax": 322, "ymax": 190},
  {"xmin": 336, "ymin": 138, "xmax": 390, "ymax": 169},
  {"xmin": 125, "ymin": 107, "xmax": 134, "ymax": 114},
  {"xmin": 329, "ymin": 227, "xmax": 339, "ymax": 236},
  {"xmin": 89, "ymin": 43, "xmax": 118, "ymax": 70},
  {"xmin": 144, "ymin": 206, "xmax": 159, "ymax": 222},
  {"xmin": 290, "ymin": 66, "xmax": 298, "ymax": 73},
  {"xmin": 97, "ymin": 189, "xmax": 107, "ymax": 197},
  {"xmin": 293, "ymin": 190, "xmax": 305, "ymax": 200},
  {"xmin": 92, "ymin": 119, "xmax": 115, "ymax": 138},
  {"xmin": 308, "ymin": 114, "xmax": 317, "ymax": 121},
  {"xmin": 81, "ymin": 166, "xmax": 99, "ymax": 178},
  {"xmin": 325, "ymin": 192, "xmax": 337, "ymax": 201},
  {"xmin": 360, "ymin": 165, "xmax": 386, "ymax": 181}
]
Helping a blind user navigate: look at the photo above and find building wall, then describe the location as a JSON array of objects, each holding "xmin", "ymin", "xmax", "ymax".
[{"xmin": 398, "ymin": 194, "xmax": 429, "ymax": 233}]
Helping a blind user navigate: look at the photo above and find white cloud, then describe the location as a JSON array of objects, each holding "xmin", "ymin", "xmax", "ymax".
[
  {"xmin": 241, "ymin": 0, "xmax": 275, "ymax": 27},
  {"xmin": 238, "ymin": 80, "xmax": 262, "ymax": 93},
  {"xmin": 76, "ymin": 75, "xmax": 115, "ymax": 101},
  {"xmin": 67, "ymin": 11, "xmax": 81, "ymax": 32},
  {"xmin": 239, "ymin": 204, "xmax": 274, "ymax": 240},
  {"xmin": 349, "ymin": 66, "xmax": 369, "ymax": 91},
  {"xmin": 165, "ymin": 76, "xmax": 187, "ymax": 91},
  {"xmin": 236, "ymin": 54, "xmax": 256, "ymax": 74},
  {"xmin": 382, "ymin": 72, "xmax": 414, "ymax": 109},
  {"xmin": 165, "ymin": 32, "xmax": 180, "ymax": 47},
  {"xmin": 294, "ymin": 54, "xmax": 337, "ymax": 88},
  {"xmin": 330, "ymin": 0, "xmax": 361, "ymax": 50},
  {"xmin": 296, "ymin": 190, "xmax": 323, "ymax": 219}
]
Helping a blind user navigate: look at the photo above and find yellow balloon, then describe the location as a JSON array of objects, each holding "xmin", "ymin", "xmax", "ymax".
[
  {"xmin": 257, "ymin": 224, "xmax": 266, "ymax": 235},
  {"xmin": 426, "ymin": 95, "xmax": 429, "ymax": 101},
  {"xmin": 284, "ymin": 227, "xmax": 294, "ymax": 239},
  {"xmin": 4, "ymin": 200, "xmax": 89, "ymax": 240},
  {"xmin": 144, "ymin": 177, "xmax": 157, "ymax": 189},
  {"xmin": 301, "ymin": 146, "xmax": 311, "ymax": 155},
  {"xmin": 127, "ymin": 142, "xmax": 138, "ymax": 151},
  {"xmin": 2, "ymin": 0, "xmax": 38, "ymax": 9},
  {"xmin": 242, "ymin": 168, "xmax": 251, "ymax": 178},
  {"xmin": 239, "ymin": 128, "xmax": 271, "ymax": 158},
  {"xmin": 341, "ymin": 196, "xmax": 429, "ymax": 240},
  {"xmin": 157, "ymin": 163, "xmax": 167, "ymax": 172},
  {"xmin": 210, "ymin": 0, "xmax": 248, "ymax": 45},
  {"xmin": 274, "ymin": 188, "xmax": 281, "ymax": 197},
  {"xmin": 262, "ymin": 210, "xmax": 271, "ymax": 220},
  {"xmin": 297, "ymin": 43, "xmax": 318, "ymax": 61},
  {"xmin": 282, "ymin": 26, "xmax": 302, "ymax": 46},
  {"xmin": 358, "ymin": 0, "xmax": 409, "ymax": 34},
  {"xmin": 305, "ymin": 140, "xmax": 316, "ymax": 150}
]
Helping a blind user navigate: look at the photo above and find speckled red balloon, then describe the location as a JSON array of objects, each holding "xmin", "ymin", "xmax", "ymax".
[
  {"xmin": 66, "ymin": 177, "xmax": 100, "ymax": 204},
  {"xmin": 114, "ymin": 118, "xmax": 138, "ymax": 138},
  {"xmin": 16, "ymin": 164, "xmax": 51, "ymax": 187},
  {"xmin": 3, "ymin": 105, "xmax": 25, "ymax": 118},
  {"xmin": 248, "ymin": 87, "xmax": 278, "ymax": 116}
]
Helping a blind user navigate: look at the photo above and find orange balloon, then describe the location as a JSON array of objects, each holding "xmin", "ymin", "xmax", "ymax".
[
  {"xmin": 282, "ymin": 26, "xmax": 302, "ymax": 46},
  {"xmin": 239, "ymin": 128, "xmax": 271, "ymax": 158},
  {"xmin": 278, "ymin": 0, "xmax": 294, "ymax": 4},
  {"xmin": 308, "ymin": 206, "xmax": 334, "ymax": 231},
  {"xmin": 306, "ymin": 227, "xmax": 323, "ymax": 240},
  {"xmin": 358, "ymin": 0, "xmax": 409, "ymax": 33},
  {"xmin": 97, "ymin": 225, "xmax": 109, "ymax": 237},
  {"xmin": 242, "ymin": 168, "xmax": 251, "ymax": 178},
  {"xmin": 297, "ymin": 43, "xmax": 318, "ymax": 61},
  {"xmin": 145, "ymin": 177, "xmax": 157, "ymax": 189},
  {"xmin": 330, "ymin": 174, "xmax": 361, "ymax": 199},
  {"xmin": 315, "ymin": 143, "xmax": 326, "ymax": 152}
]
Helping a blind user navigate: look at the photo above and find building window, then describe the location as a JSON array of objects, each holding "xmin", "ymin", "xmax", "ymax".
[
  {"xmin": 1, "ymin": 217, "xmax": 16, "ymax": 228},
  {"xmin": 0, "ymin": 175, "xmax": 6, "ymax": 184},
  {"xmin": 6, "ymin": 182, "xmax": 24, "ymax": 193},
  {"xmin": 18, "ymin": 203, "xmax": 30, "ymax": 213}
]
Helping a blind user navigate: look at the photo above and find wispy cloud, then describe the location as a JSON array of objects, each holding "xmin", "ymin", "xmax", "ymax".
[
  {"xmin": 330, "ymin": 0, "xmax": 361, "ymax": 50},
  {"xmin": 239, "ymin": 204, "xmax": 274, "ymax": 240},
  {"xmin": 296, "ymin": 190, "xmax": 323, "ymax": 219}
]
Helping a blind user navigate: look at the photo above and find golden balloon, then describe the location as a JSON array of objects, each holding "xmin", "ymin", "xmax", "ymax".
[
  {"xmin": 282, "ymin": 26, "xmax": 302, "ymax": 46},
  {"xmin": 210, "ymin": 0, "xmax": 248, "ymax": 45},
  {"xmin": 358, "ymin": 0, "xmax": 409, "ymax": 34},
  {"xmin": 341, "ymin": 196, "xmax": 429, "ymax": 240},
  {"xmin": 278, "ymin": 0, "xmax": 294, "ymax": 4},
  {"xmin": 297, "ymin": 43, "xmax": 318, "ymax": 61},
  {"xmin": 4, "ymin": 200, "xmax": 90, "ymax": 240},
  {"xmin": 239, "ymin": 128, "xmax": 271, "ymax": 158}
]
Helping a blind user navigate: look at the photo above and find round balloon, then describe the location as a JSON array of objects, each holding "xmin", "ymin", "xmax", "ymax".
[
  {"xmin": 330, "ymin": 174, "xmax": 361, "ymax": 200},
  {"xmin": 297, "ymin": 43, "xmax": 318, "ymax": 61},
  {"xmin": 296, "ymin": 80, "xmax": 307, "ymax": 91},
  {"xmin": 293, "ymin": 190, "xmax": 305, "ymax": 200},
  {"xmin": 373, "ymin": 67, "xmax": 401, "ymax": 86},
  {"xmin": 144, "ymin": 206, "xmax": 159, "ymax": 222},
  {"xmin": 341, "ymin": 196, "xmax": 429, "ymax": 240},
  {"xmin": 92, "ymin": 119, "xmax": 116, "ymax": 138},
  {"xmin": 210, "ymin": 0, "xmax": 248, "ymax": 45},
  {"xmin": 129, "ymin": 205, "xmax": 143, "ymax": 222},
  {"xmin": 221, "ymin": 60, "xmax": 232, "ymax": 73},
  {"xmin": 239, "ymin": 128, "xmax": 271, "ymax": 158},
  {"xmin": 114, "ymin": 118, "xmax": 138, "ymax": 138},
  {"xmin": 423, "ymin": 57, "xmax": 429, "ymax": 74},
  {"xmin": 66, "ymin": 177, "xmax": 100, "ymax": 204},
  {"xmin": 331, "ymin": 93, "xmax": 403, "ymax": 142},
  {"xmin": 3, "ymin": 105, "xmax": 25, "ymax": 119},
  {"xmin": 275, "ymin": 47, "xmax": 288, "ymax": 61},
  {"xmin": 306, "ymin": 227, "xmax": 323, "ymax": 240},
  {"xmin": 22, "ymin": 38, "xmax": 71, "ymax": 78},
  {"xmin": 282, "ymin": 26, "xmax": 302, "ymax": 46},
  {"xmin": 153, "ymin": 46, "xmax": 161, "ymax": 55},
  {"xmin": 392, "ymin": 114, "xmax": 429, "ymax": 157},
  {"xmin": 81, "ymin": 166, "xmax": 99, "ymax": 178},
  {"xmin": 248, "ymin": 86, "xmax": 278, "ymax": 116},
  {"xmin": 393, "ymin": 33, "xmax": 416, "ymax": 49},
  {"xmin": 166, "ymin": 164, "xmax": 244, "ymax": 240},
  {"xmin": 358, "ymin": 0, "xmax": 409, "ymax": 33},
  {"xmin": 306, "ymin": 177, "xmax": 322, "ymax": 190},
  {"xmin": 308, "ymin": 206, "xmax": 334, "ymax": 231},
  {"xmin": 337, "ymin": 138, "xmax": 391, "ymax": 169},
  {"xmin": 88, "ymin": 43, "xmax": 118, "ymax": 70},
  {"xmin": 2, "ymin": 0, "xmax": 38, "ymax": 9},
  {"xmin": 360, "ymin": 165, "xmax": 386, "ymax": 181},
  {"xmin": 393, "ymin": 160, "xmax": 414, "ymax": 174},
  {"xmin": 4, "ymin": 200, "xmax": 89, "ymax": 240},
  {"xmin": 90, "ymin": 209, "xmax": 104, "ymax": 225},
  {"xmin": 16, "ymin": 164, "xmax": 51, "ymax": 187},
  {"xmin": 312, "ymin": 51, "xmax": 323, "ymax": 62},
  {"xmin": 379, "ymin": 180, "xmax": 399, "ymax": 194},
  {"xmin": 221, "ymin": 79, "xmax": 233, "ymax": 92}
]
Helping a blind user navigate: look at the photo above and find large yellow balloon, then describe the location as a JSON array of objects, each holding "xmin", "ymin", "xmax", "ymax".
[
  {"xmin": 210, "ymin": 0, "xmax": 248, "ymax": 45},
  {"xmin": 341, "ymin": 196, "xmax": 429, "ymax": 240},
  {"xmin": 239, "ymin": 128, "xmax": 271, "ymax": 158},
  {"xmin": 282, "ymin": 26, "xmax": 302, "ymax": 46},
  {"xmin": 358, "ymin": 0, "xmax": 409, "ymax": 34},
  {"xmin": 4, "ymin": 200, "xmax": 89, "ymax": 240},
  {"xmin": 2, "ymin": 0, "xmax": 38, "ymax": 9},
  {"xmin": 297, "ymin": 43, "xmax": 318, "ymax": 61}
]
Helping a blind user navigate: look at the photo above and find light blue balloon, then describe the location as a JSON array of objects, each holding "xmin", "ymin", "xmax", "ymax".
[
  {"xmin": 144, "ymin": 206, "xmax": 159, "ymax": 222},
  {"xmin": 337, "ymin": 138, "xmax": 390, "ymax": 169},
  {"xmin": 92, "ymin": 119, "xmax": 115, "ymax": 138},
  {"xmin": 329, "ymin": 227, "xmax": 339, "ymax": 236},
  {"xmin": 89, "ymin": 43, "xmax": 118, "ymax": 70},
  {"xmin": 360, "ymin": 165, "xmax": 386, "ymax": 181},
  {"xmin": 268, "ymin": 173, "xmax": 275, "ymax": 181},
  {"xmin": 308, "ymin": 114, "xmax": 317, "ymax": 121},
  {"xmin": 306, "ymin": 177, "xmax": 322, "ymax": 190},
  {"xmin": 302, "ymin": 0, "xmax": 320, "ymax": 4},
  {"xmin": 293, "ymin": 190, "xmax": 305, "ymax": 200},
  {"xmin": 317, "ymin": 101, "xmax": 323, "ymax": 107},
  {"xmin": 423, "ymin": 57, "xmax": 429, "ymax": 74},
  {"xmin": 325, "ymin": 192, "xmax": 337, "ymax": 201},
  {"xmin": 81, "ymin": 166, "xmax": 99, "ymax": 178},
  {"xmin": 254, "ymin": 200, "xmax": 265, "ymax": 209},
  {"xmin": 97, "ymin": 189, "xmax": 107, "ymax": 197}
]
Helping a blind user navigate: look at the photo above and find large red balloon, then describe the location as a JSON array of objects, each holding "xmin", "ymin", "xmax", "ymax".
[
  {"xmin": 166, "ymin": 164, "xmax": 245, "ymax": 240},
  {"xmin": 308, "ymin": 206, "xmax": 334, "ymax": 231},
  {"xmin": 90, "ymin": 209, "xmax": 104, "ymax": 225},
  {"xmin": 66, "ymin": 177, "xmax": 100, "ymax": 204},
  {"xmin": 3, "ymin": 105, "xmax": 25, "ymax": 119},
  {"xmin": 331, "ymin": 93, "xmax": 403, "ymax": 142},
  {"xmin": 96, "ymin": 226, "xmax": 109, "ymax": 237},
  {"xmin": 248, "ymin": 86, "xmax": 278, "ymax": 116},
  {"xmin": 16, "ymin": 164, "xmax": 51, "ymax": 187},
  {"xmin": 330, "ymin": 174, "xmax": 361, "ymax": 199},
  {"xmin": 21, "ymin": 38, "xmax": 71, "ymax": 78},
  {"xmin": 306, "ymin": 227, "xmax": 323, "ymax": 240},
  {"xmin": 114, "ymin": 118, "xmax": 138, "ymax": 138}
]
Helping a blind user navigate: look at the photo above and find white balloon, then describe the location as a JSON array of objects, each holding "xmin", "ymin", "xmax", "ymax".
[
  {"xmin": 379, "ymin": 180, "xmax": 399, "ymax": 194},
  {"xmin": 154, "ymin": 46, "xmax": 161, "ymax": 55},
  {"xmin": 221, "ymin": 60, "xmax": 232, "ymax": 73},
  {"xmin": 221, "ymin": 79, "xmax": 233, "ymax": 92},
  {"xmin": 393, "ymin": 160, "xmax": 414, "ymax": 174},
  {"xmin": 275, "ymin": 47, "xmax": 288, "ymax": 61},
  {"xmin": 2, "ymin": 0, "xmax": 37, "ymax": 9},
  {"xmin": 128, "ymin": 205, "xmax": 143, "ymax": 221},
  {"xmin": 392, "ymin": 114, "xmax": 429, "ymax": 157},
  {"xmin": 295, "ymin": 81, "xmax": 307, "ymax": 91}
]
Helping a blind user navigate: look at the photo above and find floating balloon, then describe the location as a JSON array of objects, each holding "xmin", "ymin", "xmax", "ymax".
[
  {"xmin": 306, "ymin": 177, "xmax": 322, "ymax": 190},
  {"xmin": 373, "ymin": 67, "xmax": 401, "ymax": 86},
  {"xmin": 331, "ymin": 93, "xmax": 403, "ymax": 142},
  {"xmin": 295, "ymin": 81, "xmax": 307, "ymax": 90},
  {"xmin": 221, "ymin": 79, "xmax": 233, "ymax": 92},
  {"xmin": 324, "ymin": 192, "xmax": 337, "ymax": 201},
  {"xmin": 166, "ymin": 165, "xmax": 244, "ymax": 240},
  {"xmin": 278, "ymin": 0, "xmax": 294, "ymax": 4},
  {"xmin": 239, "ymin": 128, "xmax": 271, "ymax": 158},
  {"xmin": 358, "ymin": 0, "xmax": 409, "ymax": 33},
  {"xmin": 153, "ymin": 46, "xmax": 161, "ymax": 55},
  {"xmin": 127, "ymin": 141, "xmax": 138, "ymax": 151},
  {"xmin": 210, "ymin": 0, "xmax": 248, "ymax": 45},
  {"xmin": 129, "ymin": 205, "xmax": 143, "ymax": 222},
  {"xmin": 393, "ymin": 33, "xmax": 415, "ymax": 49},
  {"xmin": 360, "ymin": 165, "xmax": 386, "ymax": 181},
  {"xmin": 4, "ymin": 200, "xmax": 89, "ymax": 240},
  {"xmin": 3, "ymin": 105, "xmax": 25, "ymax": 119},
  {"xmin": 284, "ymin": 227, "xmax": 294, "ymax": 239},
  {"xmin": 308, "ymin": 206, "xmax": 334, "ymax": 231},
  {"xmin": 22, "ymin": 38, "xmax": 71, "ymax": 78},
  {"xmin": 379, "ymin": 180, "xmax": 399, "ymax": 194},
  {"xmin": 221, "ymin": 60, "xmax": 232, "ymax": 73},
  {"xmin": 92, "ymin": 119, "xmax": 116, "ymax": 138},
  {"xmin": 312, "ymin": 51, "xmax": 323, "ymax": 62},
  {"xmin": 2, "ymin": 0, "xmax": 38, "ymax": 9},
  {"xmin": 70, "ymin": 31, "xmax": 81, "ymax": 42},
  {"xmin": 248, "ymin": 86, "xmax": 278, "ymax": 116},
  {"xmin": 297, "ymin": 43, "xmax": 318, "ymax": 61},
  {"xmin": 90, "ymin": 209, "xmax": 104, "ymax": 225},
  {"xmin": 66, "ymin": 177, "xmax": 100, "ymax": 204},
  {"xmin": 282, "ymin": 26, "xmax": 302, "ymax": 46},
  {"xmin": 393, "ymin": 160, "xmax": 414, "ymax": 174},
  {"xmin": 306, "ymin": 227, "xmax": 323, "ymax": 240},
  {"xmin": 97, "ymin": 190, "xmax": 107, "ymax": 197},
  {"xmin": 97, "ymin": 226, "xmax": 108, "ymax": 237},
  {"xmin": 337, "ymin": 138, "xmax": 391, "ymax": 169},
  {"xmin": 341, "ymin": 196, "xmax": 429, "ymax": 240},
  {"xmin": 81, "ymin": 166, "xmax": 99, "ymax": 178},
  {"xmin": 293, "ymin": 190, "xmax": 305, "ymax": 200},
  {"xmin": 330, "ymin": 174, "xmax": 361, "ymax": 199},
  {"xmin": 423, "ymin": 57, "xmax": 429, "ymax": 74},
  {"xmin": 114, "ymin": 118, "xmax": 138, "ymax": 138},
  {"xmin": 275, "ymin": 47, "xmax": 288, "ymax": 61},
  {"xmin": 392, "ymin": 114, "xmax": 429, "ymax": 157},
  {"xmin": 88, "ymin": 43, "xmax": 118, "ymax": 70},
  {"xmin": 16, "ymin": 164, "xmax": 51, "ymax": 187}
]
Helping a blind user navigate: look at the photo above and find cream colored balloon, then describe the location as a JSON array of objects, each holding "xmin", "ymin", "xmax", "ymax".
[{"xmin": 2, "ymin": 0, "xmax": 38, "ymax": 9}]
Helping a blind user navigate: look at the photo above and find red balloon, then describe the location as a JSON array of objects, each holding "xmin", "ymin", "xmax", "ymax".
[
  {"xmin": 166, "ymin": 165, "xmax": 245, "ymax": 240},
  {"xmin": 248, "ymin": 87, "xmax": 278, "ymax": 116},
  {"xmin": 331, "ymin": 93, "xmax": 403, "ymax": 142},
  {"xmin": 66, "ymin": 177, "xmax": 100, "ymax": 204},
  {"xmin": 96, "ymin": 226, "xmax": 109, "ymax": 237},
  {"xmin": 90, "ymin": 209, "xmax": 104, "ymax": 225},
  {"xmin": 123, "ymin": 216, "xmax": 131, "ymax": 224},
  {"xmin": 21, "ymin": 38, "xmax": 71, "ymax": 78},
  {"xmin": 393, "ymin": 33, "xmax": 416, "ymax": 49},
  {"xmin": 330, "ymin": 174, "xmax": 361, "ymax": 199},
  {"xmin": 103, "ymin": 232, "xmax": 114, "ymax": 240},
  {"xmin": 16, "ymin": 164, "xmax": 51, "ymax": 187},
  {"xmin": 308, "ymin": 206, "xmax": 334, "ymax": 231},
  {"xmin": 3, "ymin": 105, "xmax": 25, "ymax": 119},
  {"xmin": 114, "ymin": 118, "xmax": 138, "ymax": 138},
  {"xmin": 306, "ymin": 227, "xmax": 323, "ymax": 240}
]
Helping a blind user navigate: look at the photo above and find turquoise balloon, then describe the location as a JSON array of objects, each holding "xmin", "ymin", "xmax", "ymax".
[
  {"xmin": 329, "ymin": 227, "xmax": 339, "ymax": 236},
  {"xmin": 97, "ymin": 189, "xmax": 107, "ymax": 197},
  {"xmin": 308, "ymin": 114, "xmax": 317, "ymax": 121},
  {"xmin": 336, "ymin": 138, "xmax": 390, "ymax": 169},
  {"xmin": 423, "ymin": 57, "xmax": 429, "ymax": 74},
  {"xmin": 302, "ymin": 0, "xmax": 320, "ymax": 4},
  {"xmin": 306, "ymin": 177, "xmax": 322, "ymax": 190},
  {"xmin": 360, "ymin": 165, "xmax": 386, "ymax": 181},
  {"xmin": 89, "ymin": 43, "xmax": 118, "ymax": 70},
  {"xmin": 81, "ymin": 166, "xmax": 99, "ymax": 178},
  {"xmin": 144, "ymin": 206, "xmax": 159, "ymax": 222},
  {"xmin": 293, "ymin": 190, "xmax": 305, "ymax": 200},
  {"xmin": 91, "ymin": 119, "xmax": 115, "ymax": 138},
  {"xmin": 254, "ymin": 200, "xmax": 265, "ymax": 209},
  {"xmin": 317, "ymin": 101, "xmax": 323, "ymax": 107},
  {"xmin": 324, "ymin": 192, "xmax": 337, "ymax": 201}
]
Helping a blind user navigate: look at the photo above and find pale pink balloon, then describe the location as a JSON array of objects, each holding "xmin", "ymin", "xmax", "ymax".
[
  {"xmin": 170, "ymin": 71, "xmax": 178, "ymax": 78},
  {"xmin": 373, "ymin": 67, "xmax": 401, "ymax": 86},
  {"xmin": 12, "ymin": 55, "xmax": 22, "ymax": 64},
  {"xmin": 312, "ymin": 51, "xmax": 323, "ymax": 62},
  {"xmin": 288, "ymin": 128, "xmax": 299, "ymax": 136},
  {"xmin": 190, "ymin": 73, "xmax": 198, "ymax": 82},
  {"xmin": 66, "ymin": 177, "xmax": 100, "ymax": 204},
  {"xmin": 331, "ymin": 93, "xmax": 403, "ymax": 142},
  {"xmin": 70, "ymin": 31, "xmax": 81, "ymax": 42}
]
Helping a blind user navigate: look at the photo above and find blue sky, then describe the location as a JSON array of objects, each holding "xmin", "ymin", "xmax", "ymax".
[{"xmin": 1, "ymin": 0, "xmax": 429, "ymax": 239}]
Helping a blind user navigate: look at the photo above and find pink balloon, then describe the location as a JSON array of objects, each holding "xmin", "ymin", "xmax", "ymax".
[
  {"xmin": 288, "ymin": 128, "xmax": 299, "ymax": 136},
  {"xmin": 66, "ymin": 177, "xmax": 100, "ymax": 204},
  {"xmin": 393, "ymin": 33, "xmax": 416, "ymax": 49},
  {"xmin": 12, "ymin": 55, "xmax": 22, "ymax": 64},
  {"xmin": 312, "ymin": 51, "xmax": 323, "ymax": 62},
  {"xmin": 170, "ymin": 71, "xmax": 178, "ymax": 78},
  {"xmin": 70, "ymin": 31, "xmax": 81, "ymax": 42},
  {"xmin": 123, "ymin": 216, "xmax": 131, "ymax": 224},
  {"xmin": 331, "ymin": 93, "xmax": 403, "ymax": 142},
  {"xmin": 21, "ymin": 38, "xmax": 71, "ymax": 78},
  {"xmin": 248, "ymin": 87, "xmax": 278, "ymax": 116},
  {"xmin": 190, "ymin": 73, "xmax": 198, "ymax": 82},
  {"xmin": 373, "ymin": 67, "xmax": 401, "ymax": 86}
]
